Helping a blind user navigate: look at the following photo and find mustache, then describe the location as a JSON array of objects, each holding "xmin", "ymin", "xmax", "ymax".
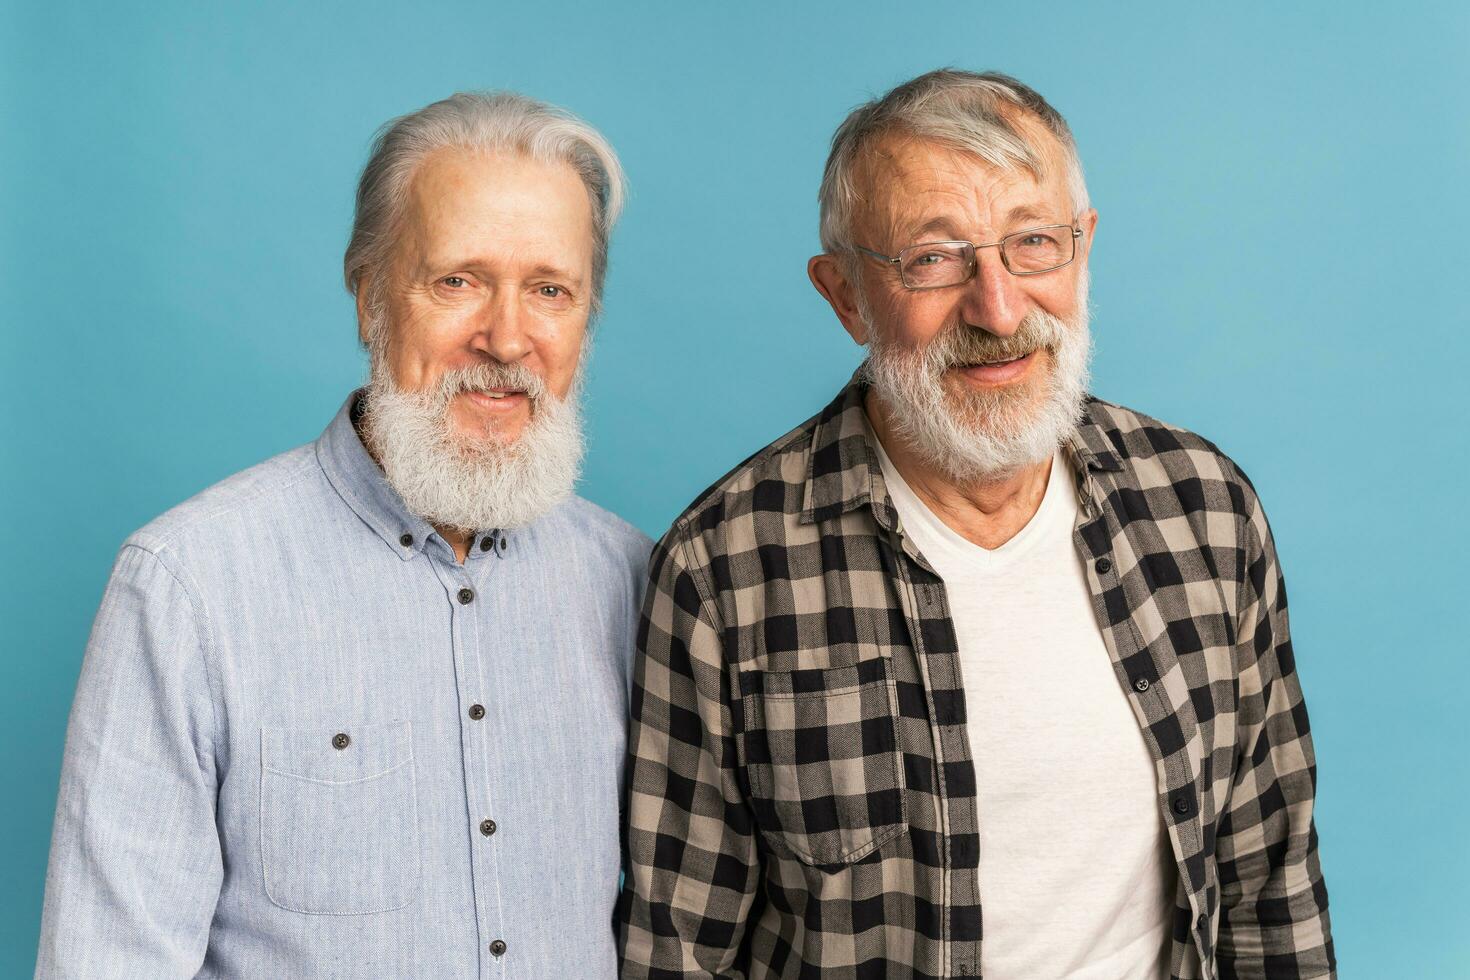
[
  {"xmin": 431, "ymin": 361, "xmax": 549, "ymax": 403},
  {"xmin": 923, "ymin": 311, "xmax": 1069, "ymax": 371}
]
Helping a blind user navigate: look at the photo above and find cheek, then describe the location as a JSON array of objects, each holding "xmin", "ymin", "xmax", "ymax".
[
  {"xmin": 533, "ymin": 324, "xmax": 588, "ymax": 398},
  {"xmin": 887, "ymin": 294, "xmax": 961, "ymax": 348},
  {"xmin": 1035, "ymin": 276, "xmax": 1083, "ymax": 318},
  {"xmin": 383, "ymin": 316, "xmax": 463, "ymax": 391}
]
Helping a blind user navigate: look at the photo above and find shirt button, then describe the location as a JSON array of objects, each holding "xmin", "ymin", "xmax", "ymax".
[
  {"xmin": 1095, "ymin": 556, "xmax": 1113, "ymax": 573},
  {"xmin": 497, "ymin": 535, "xmax": 509, "ymax": 554},
  {"xmin": 1197, "ymin": 913, "xmax": 1209, "ymax": 931},
  {"xmin": 1132, "ymin": 677, "xmax": 1151, "ymax": 692},
  {"xmin": 480, "ymin": 818, "xmax": 497, "ymax": 836},
  {"xmin": 1172, "ymin": 795, "xmax": 1191, "ymax": 815},
  {"xmin": 457, "ymin": 587, "xmax": 474, "ymax": 605},
  {"xmin": 480, "ymin": 536, "xmax": 494, "ymax": 552},
  {"xmin": 331, "ymin": 732, "xmax": 350, "ymax": 750},
  {"xmin": 489, "ymin": 939, "xmax": 507, "ymax": 957},
  {"xmin": 399, "ymin": 533, "xmax": 413, "ymax": 547},
  {"xmin": 468, "ymin": 704, "xmax": 486, "ymax": 721}
]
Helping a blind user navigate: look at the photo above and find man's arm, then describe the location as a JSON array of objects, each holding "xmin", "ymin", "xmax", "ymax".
[
  {"xmin": 35, "ymin": 544, "xmax": 223, "ymax": 979},
  {"xmin": 1215, "ymin": 470, "xmax": 1335, "ymax": 978},
  {"xmin": 617, "ymin": 527, "xmax": 761, "ymax": 978}
]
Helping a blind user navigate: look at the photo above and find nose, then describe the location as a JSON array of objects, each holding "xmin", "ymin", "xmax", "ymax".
[
  {"xmin": 470, "ymin": 287, "xmax": 532, "ymax": 364},
  {"xmin": 957, "ymin": 246, "xmax": 1027, "ymax": 337}
]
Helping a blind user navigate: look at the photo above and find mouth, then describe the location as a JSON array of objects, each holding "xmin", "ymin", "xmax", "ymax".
[
  {"xmin": 953, "ymin": 350, "xmax": 1037, "ymax": 384},
  {"xmin": 461, "ymin": 388, "xmax": 530, "ymax": 412}
]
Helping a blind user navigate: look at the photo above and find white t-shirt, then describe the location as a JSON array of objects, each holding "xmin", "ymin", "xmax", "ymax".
[{"xmin": 874, "ymin": 440, "xmax": 1176, "ymax": 980}]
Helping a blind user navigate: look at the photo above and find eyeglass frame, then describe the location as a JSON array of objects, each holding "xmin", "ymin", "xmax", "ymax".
[{"xmin": 851, "ymin": 223, "xmax": 1085, "ymax": 290}]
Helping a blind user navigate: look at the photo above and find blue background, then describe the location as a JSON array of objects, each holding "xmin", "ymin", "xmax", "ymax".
[{"xmin": 3, "ymin": 2, "xmax": 1465, "ymax": 975}]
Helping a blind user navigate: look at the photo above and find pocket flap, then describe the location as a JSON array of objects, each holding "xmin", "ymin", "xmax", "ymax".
[{"xmin": 261, "ymin": 720, "xmax": 413, "ymax": 784}]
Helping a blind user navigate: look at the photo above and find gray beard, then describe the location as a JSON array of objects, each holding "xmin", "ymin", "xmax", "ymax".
[
  {"xmin": 862, "ymin": 281, "xmax": 1093, "ymax": 482},
  {"xmin": 360, "ymin": 352, "xmax": 586, "ymax": 534}
]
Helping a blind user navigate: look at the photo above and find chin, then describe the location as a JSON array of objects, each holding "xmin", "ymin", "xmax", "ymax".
[
  {"xmin": 446, "ymin": 419, "xmax": 523, "ymax": 455},
  {"xmin": 947, "ymin": 367, "xmax": 1046, "ymax": 416}
]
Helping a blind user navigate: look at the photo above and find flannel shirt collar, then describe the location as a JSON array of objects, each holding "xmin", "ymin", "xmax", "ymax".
[{"xmin": 799, "ymin": 366, "xmax": 1125, "ymax": 529}]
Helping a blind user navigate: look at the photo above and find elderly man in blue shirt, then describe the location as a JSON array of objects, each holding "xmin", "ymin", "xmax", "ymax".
[{"xmin": 36, "ymin": 92, "xmax": 650, "ymax": 979}]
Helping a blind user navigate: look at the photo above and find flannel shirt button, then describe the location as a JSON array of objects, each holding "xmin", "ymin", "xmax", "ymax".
[
  {"xmin": 479, "ymin": 818, "xmax": 497, "ymax": 836},
  {"xmin": 1132, "ymin": 676, "xmax": 1150, "ymax": 692},
  {"xmin": 480, "ymin": 536, "xmax": 494, "ymax": 552},
  {"xmin": 398, "ymin": 533, "xmax": 413, "ymax": 547},
  {"xmin": 1172, "ymin": 795, "xmax": 1191, "ymax": 815},
  {"xmin": 330, "ymin": 732, "xmax": 350, "ymax": 750},
  {"xmin": 1094, "ymin": 556, "xmax": 1113, "ymax": 573},
  {"xmin": 489, "ymin": 939, "xmax": 507, "ymax": 957},
  {"xmin": 457, "ymin": 587, "xmax": 474, "ymax": 605},
  {"xmin": 468, "ymin": 703, "xmax": 486, "ymax": 721}
]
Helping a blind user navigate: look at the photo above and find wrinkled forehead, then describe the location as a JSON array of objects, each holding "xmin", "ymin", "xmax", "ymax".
[{"xmin": 849, "ymin": 120, "xmax": 1073, "ymax": 245}]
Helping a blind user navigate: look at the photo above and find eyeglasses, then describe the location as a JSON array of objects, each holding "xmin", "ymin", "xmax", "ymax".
[{"xmin": 852, "ymin": 224, "xmax": 1083, "ymax": 290}]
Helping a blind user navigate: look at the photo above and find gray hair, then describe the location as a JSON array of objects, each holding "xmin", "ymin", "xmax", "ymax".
[
  {"xmin": 344, "ymin": 91, "xmax": 626, "ymax": 317},
  {"xmin": 818, "ymin": 69, "xmax": 1089, "ymax": 258}
]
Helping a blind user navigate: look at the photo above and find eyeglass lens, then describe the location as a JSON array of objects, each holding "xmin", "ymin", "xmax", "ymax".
[{"xmin": 898, "ymin": 225, "xmax": 1075, "ymax": 287}]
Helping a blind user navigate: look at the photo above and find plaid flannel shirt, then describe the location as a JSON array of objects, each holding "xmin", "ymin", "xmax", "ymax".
[{"xmin": 617, "ymin": 374, "xmax": 1333, "ymax": 979}]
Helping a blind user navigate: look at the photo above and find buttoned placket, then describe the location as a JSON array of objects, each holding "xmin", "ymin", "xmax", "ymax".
[
  {"xmin": 427, "ymin": 530, "xmax": 512, "ymax": 977},
  {"xmin": 863, "ymin": 461, "xmax": 984, "ymax": 977},
  {"xmin": 892, "ymin": 551, "xmax": 984, "ymax": 978},
  {"xmin": 1068, "ymin": 450, "xmax": 1215, "ymax": 977}
]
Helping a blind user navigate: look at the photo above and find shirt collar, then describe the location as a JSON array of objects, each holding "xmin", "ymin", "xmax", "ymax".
[
  {"xmin": 314, "ymin": 390, "xmax": 440, "ymax": 561},
  {"xmin": 800, "ymin": 366, "xmax": 1124, "ymax": 527}
]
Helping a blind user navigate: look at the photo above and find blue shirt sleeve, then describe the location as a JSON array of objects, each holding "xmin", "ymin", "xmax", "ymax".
[{"xmin": 36, "ymin": 543, "xmax": 224, "ymax": 979}]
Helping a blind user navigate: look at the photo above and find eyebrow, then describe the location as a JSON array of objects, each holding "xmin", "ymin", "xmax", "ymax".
[
  {"xmin": 524, "ymin": 262, "xmax": 583, "ymax": 285},
  {"xmin": 425, "ymin": 257, "xmax": 584, "ymax": 286},
  {"xmin": 903, "ymin": 206, "xmax": 1064, "ymax": 246},
  {"xmin": 1004, "ymin": 205, "xmax": 1053, "ymax": 226}
]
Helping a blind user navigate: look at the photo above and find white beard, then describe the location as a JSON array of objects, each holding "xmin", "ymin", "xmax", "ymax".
[
  {"xmin": 360, "ymin": 347, "xmax": 586, "ymax": 534},
  {"xmin": 862, "ymin": 275, "xmax": 1093, "ymax": 482}
]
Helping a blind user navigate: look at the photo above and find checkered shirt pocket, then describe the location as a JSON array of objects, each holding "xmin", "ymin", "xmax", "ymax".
[{"xmin": 740, "ymin": 657, "xmax": 905, "ymax": 866}]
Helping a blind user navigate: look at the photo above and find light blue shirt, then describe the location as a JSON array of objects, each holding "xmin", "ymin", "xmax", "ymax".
[{"xmin": 36, "ymin": 394, "xmax": 652, "ymax": 979}]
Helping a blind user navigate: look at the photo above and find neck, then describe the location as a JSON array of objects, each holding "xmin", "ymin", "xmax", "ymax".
[
  {"xmin": 436, "ymin": 525, "xmax": 473, "ymax": 563},
  {"xmin": 864, "ymin": 390, "xmax": 1053, "ymax": 550}
]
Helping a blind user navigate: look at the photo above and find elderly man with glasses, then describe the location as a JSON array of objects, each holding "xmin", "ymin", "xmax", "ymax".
[{"xmin": 618, "ymin": 70, "xmax": 1334, "ymax": 979}]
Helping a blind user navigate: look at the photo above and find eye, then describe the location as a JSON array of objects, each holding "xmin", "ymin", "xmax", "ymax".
[
  {"xmin": 442, "ymin": 276, "xmax": 468, "ymax": 288},
  {"xmin": 539, "ymin": 285, "xmax": 564, "ymax": 298}
]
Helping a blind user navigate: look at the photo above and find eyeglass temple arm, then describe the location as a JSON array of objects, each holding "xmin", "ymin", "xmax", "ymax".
[{"xmin": 852, "ymin": 244, "xmax": 901, "ymax": 265}]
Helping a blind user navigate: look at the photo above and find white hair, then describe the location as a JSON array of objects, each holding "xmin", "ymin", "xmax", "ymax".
[
  {"xmin": 344, "ymin": 91, "xmax": 626, "ymax": 328},
  {"xmin": 818, "ymin": 69, "xmax": 1089, "ymax": 262}
]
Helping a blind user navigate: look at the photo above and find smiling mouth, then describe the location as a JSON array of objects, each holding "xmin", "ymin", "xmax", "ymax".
[
  {"xmin": 959, "ymin": 350, "xmax": 1035, "ymax": 368},
  {"xmin": 461, "ymin": 389, "xmax": 530, "ymax": 410}
]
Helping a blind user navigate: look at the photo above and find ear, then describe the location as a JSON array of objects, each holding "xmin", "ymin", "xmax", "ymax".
[
  {"xmin": 1076, "ymin": 208, "xmax": 1099, "ymax": 264},
  {"xmin": 808, "ymin": 254, "xmax": 871, "ymax": 346},
  {"xmin": 354, "ymin": 275, "xmax": 374, "ymax": 348}
]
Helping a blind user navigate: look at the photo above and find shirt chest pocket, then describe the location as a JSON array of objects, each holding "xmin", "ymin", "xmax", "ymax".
[
  {"xmin": 259, "ymin": 720, "xmax": 420, "ymax": 915},
  {"xmin": 740, "ymin": 657, "xmax": 907, "ymax": 866}
]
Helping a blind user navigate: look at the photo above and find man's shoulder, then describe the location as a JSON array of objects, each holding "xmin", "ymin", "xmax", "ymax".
[
  {"xmin": 124, "ymin": 442, "xmax": 325, "ymax": 561},
  {"xmin": 1082, "ymin": 395, "xmax": 1261, "ymax": 511},
  {"xmin": 668, "ymin": 410, "xmax": 826, "ymax": 535},
  {"xmin": 542, "ymin": 495, "xmax": 653, "ymax": 572}
]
